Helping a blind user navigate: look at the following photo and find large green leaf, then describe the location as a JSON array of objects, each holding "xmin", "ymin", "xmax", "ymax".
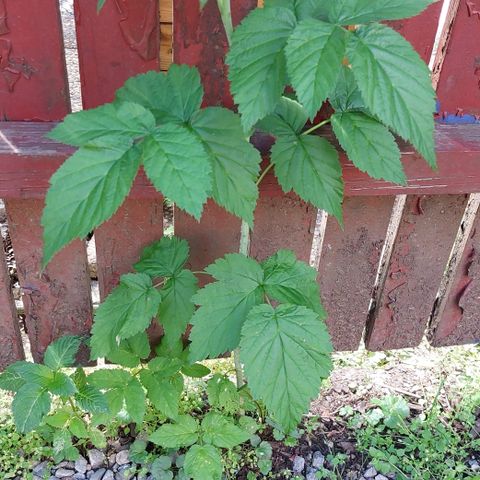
[
  {"xmin": 12, "ymin": 384, "xmax": 51, "ymax": 433},
  {"xmin": 262, "ymin": 250, "xmax": 325, "ymax": 315},
  {"xmin": 135, "ymin": 236, "xmax": 190, "ymax": 278},
  {"xmin": 348, "ymin": 24, "xmax": 436, "ymax": 167},
  {"xmin": 74, "ymin": 384, "xmax": 109, "ymax": 414},
  {"xmin": 240, "ymin": 304, "xmax": 333, "ymax": 431},
  {"xmin": 0, "ymin": 363, "xmax": 27, "ymax": 392},
  {"xmin": 44, "ymin": 336, "xmax": 82, "ymax": 370},
  {"xmin": 150, "ymin": 415, "xmax": 199, "ymax": 448},
  {"xmin": 271, "ymin": 133, "xmax": 344, "ymax": 221},
  {"xmin": 142, "ymin": 124, "xmax": 212, "ymax": 220},
  {"xmin": 140, "ymin": 370, "xmax": 183, "ymax": 419},
  {"xmin": 184, "ymin": 445, "xmax": 222, "ymax": 480},
  {"xmin": 47, "ymin": 102, "xmax": 155, "ymax": 147},
  {"xmin": 202, "ymin": 412, "xmax": 250, "ymax": 448},
  {"xmin": 227, "ymin": 6, "xmax": 297, "ymax": 130},
  {"xmin": 190, "ymin": 107, "xmax": 261, "ymax": 226},
  {"xmin": 124, "ymin": 377, "xmax": 146, "ymax": 424},
  {"xmin": 42, "ymin": 135, "xmax": 140, "ymax": 266},
  {"xmin": 188, "ymin": 255, "xmax": 264, "ymax": 361},
  {"xmin": 285, "ymin": 19, "xmax": 346, "ymax": 118},
  {"xmin": 90, "ymin": 273, "xmax": 162, "ymax": 359},
  {"xmin": 327, "ymin": 0, "xmax": 436, "ymax": 24},
  {"xmin": 47, "ymin": 372, "xmax": 77, "ymax": 397},
  {"xmin": 331, "ymin": 112, "xmax": 406, "ymax": 184}
]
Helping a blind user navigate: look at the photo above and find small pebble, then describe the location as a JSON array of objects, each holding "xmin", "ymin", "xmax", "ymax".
[
  {"xmin": 88, "ymin": 449, "xmax": 106, "ymax": 470},
  {"xmin": 55, "ymin": 468, "xmax": 76, "ymax": 478},
  {"xmin": 91, "ymin": 468, "xmax": 106, "ymax": 480},
  {"xmin": 364, "ymin": 467, "xmax": 378, "ymax": 478},
  {"xmin": 312, "ymin": 451, "xmax": 325, "ymax": 469},
  {"xmin": 103, "ymin": 471, "xmax": 115, "ymax": 480},
  {"xmin": 33, "ymin": 461, "xmax": 49, "ymax": 477},
  {"xmin": 292, "ymin": 455, "xmax": 306, "ymax": 474},
  {"xmin": 375, "ymin": 475, "xmax": 389, "ymax": 480},
  {"xmin": 116, "ymin": 450, "xmax": 130, "ymax": 466},
  {"xmin": 75, "ymin": 456, "xmax": 88, "ymax": 474},
  {"xmin": 73, "ymin": 474, "xmax": 87, "ymax": 480}
]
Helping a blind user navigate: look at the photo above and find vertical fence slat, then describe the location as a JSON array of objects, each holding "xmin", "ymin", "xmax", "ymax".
[
  {"xmin": 0, "ymin": 0, "xmax": 69, "ymax": 120},
  {"xmin": 0, "ymin": 249, "xmax": 23, "ymax": 369},
  {"xmin": 366, "ymin": 195, "xmax": 467, "ymax": 350},
  {"xmin": 5, "ymin": 200, "xmax": 92, "ymax": 362},
  {"xmin": 318, "ymin": 197, "xmax": 395, "ymax": 351}
]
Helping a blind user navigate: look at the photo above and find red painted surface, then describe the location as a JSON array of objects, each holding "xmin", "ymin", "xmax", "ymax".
[
  {"xmin": 0, "ymin": 249, "xmax": 24, "ymax": 369},
  {"xmin": 319, "ymin": 197, "xmax": 395, "ymax": 351},
  {"xmin": 0, "ymin": 0, "xmax": 69, "ymax": 120},
  {"xmin": 366, "ymin": 195, "xmax": 468, "ymax": 350},
  {"xmin": 436, "ymin": 0, "xmax": 480, "ymax": 119},
  {"xmin": 74, "ymin": 0, "xmax": 160, "ymax": 109},
  {"xmin": 4, "ymin": 199, "xmax": 92, "ymax": 362}
]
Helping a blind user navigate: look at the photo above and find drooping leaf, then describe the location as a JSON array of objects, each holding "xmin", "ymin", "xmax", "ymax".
[
  {"xmin": 257, "ymin": 97, "xmax": 308, "ymax": 137},
  {"xmin": 13, "ymin": 362, "xmax": 54, "ymax": 388},
  {"xmin": 46, "ymin": 410, "xmax": 71, "ymax": 428},
  {"xmin": 189, "ymin": 255, "xmax": 264, "ymax": 361},
  {"xmin": 106, "ymin": 331, "xmax": 151, "ymax": 368},
  {"xmin": 285, "ymin": 19, "xmax": 346, "ymax": 118},
  {"xmin": 142, "ymin": 124, "xmax": 212, "ymax": 220},
  {"xmin": 329, "ymin": 65, "xmax": 367, "ymax": 113},
  {"xmin": 227, "ymin": 6, "xmax": 297, "ymax": 130},
  {"xmin": 206, "ymin": 374, "xmax": 241, "ymax": 415},
  {"xmin": 262, "ymin": 250, "xmax": 325, "ymax": 315},
  {"xmin": 0, "ymin": 363, "xmax": 27, "ymax": 392},
  {"xmin": 42, "ymin": 136, "xmax": 140, "ymax": 266},
  {"xmin": 202, "ymin": 412, "xmax": 250, "ymax": 448},
  {"xmin": 12, "ymin": 384, "xmax": 51, "ymax": 433},
  {"xmin": 184, "ymin": 444, "xmax": 223, "ymax": 480},
  {"xmin": 190, "ymin": 107, "xmax": 261, "ymax": 226},
  {"xmin": 47, "ymin": 372, "xmax": 77, "ymax": 397},
  {"xmin": 47, "ymin": 102, "xmax": 155, "ymax": 147},
  {"xmin": 69, "ymin": 417, "xmax": 89, "ymax": 439},
  {"xmin": 327, "ymin": 0, "xmax": 436, "ymax": 25},
  {"xmin": 124, "ymin": 377, "xmax": 146, "ymax": 424},
  {"xmin": 150, "ymin": 415, "xmax": 199, "ymax": 449},
  {"xmin": 44, "ymin": 336, "xmax": 82, "ymax": 370},
  {"xmin": 90, "ymin": 273, "xmax": 162, "ymax": 359},
  {"xmin": 135, "ymin": 236, "xmax": 190, "ymax": 278},
  {"xmin": 52, "ymin": 429, "xmax": 80, "ymax": 463},
  {"xmin": 331, "ymin": 112, "xmax": 406, "ymax": 184},
  {"xmin": 140, "ymin": 370, "xmax": 183, "ymax": 419},
  {"xmin": 181, "ymin": 363, "xmax": 211, "ymax": 378},
  {"xmin": 347, "ymin": 24, "xmax": 436, "ymax": 167},
  {"xmin": 240, "ymin": 304, "xmax": 333, "ymax": 431},
  {"xmin": 148, "ymin": 356, "xmax": 184, "ymax": 377},
  {"xmin": 271, "ymin": 133, "xmax": 344, "ymax": 221}
]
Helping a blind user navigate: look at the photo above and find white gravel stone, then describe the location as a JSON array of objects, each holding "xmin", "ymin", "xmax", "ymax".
[
  {"xmin": 364, "ymin": 467, "xmax": 378, "ymax": 478},
  {"xmin": 75, "ymin": 456, "xmax": 88, "ymax": 474},
  {"xmin": 55, "ymin": 468, "xmax": 76, "ymax": 478},
  {"xmin": 312, "ymin": 451, "xmax": 325, "ymax": 469},
  {"xmin": 292, "ymin": 455, "xmax": 305, "ymax": 473},
  {"xmin": 88, "ymin": 449, "xmax": 106, "ymax": 469},
  {"xmin": 115, "ymin": 449, "xmax": 130, "ymax": 466}
]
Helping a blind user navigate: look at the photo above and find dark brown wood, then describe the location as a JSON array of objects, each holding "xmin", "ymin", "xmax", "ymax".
[{"xmin": 4, "ymin": 199, "xmax": 92, "ymax": 362}]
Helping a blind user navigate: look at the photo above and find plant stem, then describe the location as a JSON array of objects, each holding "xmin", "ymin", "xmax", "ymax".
[
  {"xmin": 256, "ymin": 162, "xmax": 274, "ymax": 186},
  {"xmin": 302, "ymin": 118, "xmax": 331, "ymax": 136}
]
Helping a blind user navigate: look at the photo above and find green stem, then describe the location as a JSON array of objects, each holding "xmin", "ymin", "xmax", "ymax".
[
  {"xmin": 302, "ymin": 118, "xmax": 331, "ymax": 136},
  {"xmin": 256, "ymin": 162, "xmax": 274, "ymax": 186}
]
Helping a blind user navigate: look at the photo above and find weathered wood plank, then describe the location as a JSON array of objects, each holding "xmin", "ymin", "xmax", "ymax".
[
  {"xmin": 0, "ymin": 0, "xmax": 69, "ymax": 120},
  {"xmin": 4, "ymin": 199, "xmax": 92, "ymax": 362}
]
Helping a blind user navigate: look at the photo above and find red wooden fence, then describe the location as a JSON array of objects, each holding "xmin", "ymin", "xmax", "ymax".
[{"xmin": 1, "ymin": 0, "xmax": 479, "ymax": 369}]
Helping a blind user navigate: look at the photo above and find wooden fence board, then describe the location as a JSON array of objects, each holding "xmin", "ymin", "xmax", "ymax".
[
  {"xmin": 0, "ymin": 0, "xmax": 69, "ymax": 120},
  {"xmin": 4, "ymin": 199, "xmax": 92, "ymax": 362},
  {"xmin": 0, "ymin": 250, "xmax": 23, "ymax": 369},
  {"xmin": 366, "ymin": 195, "xmax": 467, "ymax": 350},
  {"xmin": 318, "ymin": 197, "xmax": 395, "ymax": 351}
]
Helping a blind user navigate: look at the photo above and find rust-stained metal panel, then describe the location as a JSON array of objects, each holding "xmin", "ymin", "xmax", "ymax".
[
  {"xmin": 366, "ymin": 195, "xmax": 468, "ymax": 350},
  {"xmin": 319, "ymin": 197, "xmax": 395, "ymax": 351},
  {"xmin": 0, "ymin": 0, "xmax": 70, "ymax": 120},
  {"xmin": 0, "ymin": 248, "xmax": 24, "ymax": 369},
  {"xmin": 5, "ymin": 199, "xmax": 92, "ymax": 362},
  {"xmin": 74, "ymin": 0, "xmax": 160, "ymax": 109}
]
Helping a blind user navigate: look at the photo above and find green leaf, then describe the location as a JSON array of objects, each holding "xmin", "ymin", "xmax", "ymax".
[
  {"xmin": 206, "ymin": 374, "xmax": 241, "ymax": 415},
  {"xmin": 135, "ymin": 237, "xmax": 190, "ymax": 278},
  {"xmin": 184, "ymin": 445, "xmax": 222, "ymax": 480},
  {"xmin": 181, "ymin": 363, "xmax": 211, "ymax": 378},
  {"xmin": 329, "ymin": 65, "xmax": 367, "ymax": 113},
  {"xmin": 262, "ymin": 250, "xmax": 325, "ymax": 315},
  {"xmin": 106, "ymin": 331, "xmax": 151, "ymax": 368},
  {"xmin": 331, "ymin": 112, "xmax": 406, "ymax": 184},
  {"xmin": 227, "ymin": 6, "xmax": 297, "ymax": 130},
  {"xmin": 240, "ymin": 304, "xmax": 333, "ymax": 431},
  {"xmin": 42, "ymin": 135, "xmax": 141, "ymax": 266},
  {"xmin": 47, "ymin": 102, "xmax": 155, "ymax": 147},
  {"xmin": 142, "ymin": 124, "xmax": 211, "ymax": 220},
  {"xmin": 46, "ymin": 410, "xmax": 71, "ymax": 428},
  {"xmin": 69, "ymin": 417, "xmax": 89, "ymax": 439},
  {"xmin": 47, "ymin": 372, "xmax": 77, "ymax": 397},
  {"xmin": 0, "ymin": 363, "xmax": 26, "ymax": 392},
  {"xmin": 190, "ymin": 107, "xmax": 261, "ymax": 226},
  {"xmin": 90, "ymin": 273, "xmax": 162, "ymax": 359},
  {"xmin": 140, "ymin": 370, "xmax": 183, "ymax": 419},
  {"xmin": 271, "ymin": 133, "xmax": 344, "ymax": 221},
  {"xmin": 189, "ymin": 255, "xmax": 264, "ymax": 361},
  {"xmin": 125, "ymin": 377, "xmax": 146, "ymax": 424},
  {"xmin": 257, "ymin": 97, "xmax": 308, "ymax": 136},
  {"xmin": 158, "ymin": 270, "xmax": 198, "ymax": 346},
  {"xmin": 148, "ymin": 357, "xmax": 184, "ymax": 377},
  {"xmin": 74, "ymin": 384, "xmax": 109, "ymax": 414},
  {"xmin": 347, "ymin": 24, "xmax": 436, "ymax": 167},
  {"xmin": 327, "ymin": 0, "xmax": 436, "ymax": 25},
  {"xmin": 12, "ymin": 384, "xmax": 51, "ymax": 433},
  {"xmin": 202, "ymin": 412, "xmax": 250, "ymax": 448},
  {"xmin": 52, "ymin": 429, "xmax": 79, "ymax": 463},
  {"xmin": 150, "ymin": 415, "xmax": 199, "ymax": 448},
  {"xmin": 285, "ymin": 19, "xmax": 346, "ymax": 118},
  {"xmin": 14, "ymin": 362, "xmax": 54, "ymax": 387},
  {"xmin": 116, "ymin": 65, "xmax": 203, "ymax": 123},
  {"xmin": 88, "ymin": 368, "xmax": 132, "ymax": 390},
  {"xmin": 97, "ymin": 0, "xmax": 107, "ymax": 12},
  {"xmin": 44, "ymin": 336, "xmax": 82, "ymax": 370}
]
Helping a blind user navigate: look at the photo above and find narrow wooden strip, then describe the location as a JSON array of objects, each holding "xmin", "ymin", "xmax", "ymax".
[
  {"xmin": 0, "ymin": 248, "xmax": 24, "ymax": 370},
  {"xmin": 318, "ymin": 197, "xmax": 395, "ymax": 351},
  {"xmin": 0, "ymin": 0, "xmax": 69, "ymax": 120},
  {"xmin": 366, "ymin": 195, "xmax": 467, "ymax": 350},
  {"xmin": 160, "ymin": 23, "xmax": 173, "ymax": 71},
  {"xmin": 74, "ymin": 0, "xmax": 160, "ymax": 109},
  {"xmin": 4, "ymin": 199, "xmax": 92, "ymax": 362},
  {"xmin": 159, "ymin": 0, "xmax": 172, "ymax": 22}
]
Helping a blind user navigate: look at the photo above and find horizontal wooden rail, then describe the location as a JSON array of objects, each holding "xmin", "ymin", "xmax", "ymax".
[{"xmin": 1, "ymin": 122, "xmax": 480, "ymax": 199}]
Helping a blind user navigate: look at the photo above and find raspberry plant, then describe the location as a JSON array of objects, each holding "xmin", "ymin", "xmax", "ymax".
[{"xmin": 1, "ymin": 1, "xmax": 437, "ymax": 478}]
